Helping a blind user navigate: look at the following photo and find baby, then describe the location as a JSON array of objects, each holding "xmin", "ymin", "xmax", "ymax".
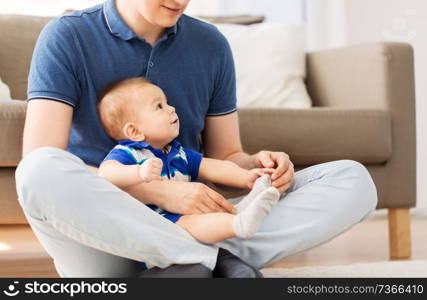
[{"xmin": 97, "ymin": 77, "xmax": 280, "ymax": 246}]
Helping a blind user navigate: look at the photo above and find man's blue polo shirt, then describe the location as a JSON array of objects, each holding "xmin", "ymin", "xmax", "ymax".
[{"xmin": 27, "ymin": 0, "xmax": 237, "ymax": 167}]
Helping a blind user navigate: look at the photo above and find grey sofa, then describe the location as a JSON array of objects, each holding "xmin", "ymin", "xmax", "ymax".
[{"xmin": 0, "ymin": 15, "xmax": 416, "ymax": 273}]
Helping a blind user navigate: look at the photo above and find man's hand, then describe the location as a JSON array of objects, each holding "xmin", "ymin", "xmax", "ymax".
[
  {"xmin": 125, "ymin": 180, "xmax": 237, "ymax": 215},
  {"xmin": 246, "ymin": 168, "xmax": 275, "ymax": 189},
  {"xmin": 254, "ymin": 151, "xmax": 294, "ymax": 194},
  {"xmin": 165, "ymin": 181, "xmax": 237, "ymax": 215}
]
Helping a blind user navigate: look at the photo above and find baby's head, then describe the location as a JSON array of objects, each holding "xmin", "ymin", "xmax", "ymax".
[{"xmin": 98, "ymin": 77, "xmax": 180, "ymax": 148}]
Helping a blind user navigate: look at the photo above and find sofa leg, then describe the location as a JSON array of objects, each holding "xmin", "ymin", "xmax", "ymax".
[{"xmin": 388, "ymin": 208, "xmax": 412, "ymax": 260}]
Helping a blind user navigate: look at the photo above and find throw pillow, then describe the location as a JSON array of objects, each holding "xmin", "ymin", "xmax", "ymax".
[
  {"xmin": 215, "ymin": 23, "xmax": 312, "ymax": 108},
  {"xmin": 0, "ymin": 77, "xmax": 11, "ymax": 101}
]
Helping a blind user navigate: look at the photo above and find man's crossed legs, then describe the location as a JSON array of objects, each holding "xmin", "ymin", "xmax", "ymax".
[{"xmin": 15, "ymin": 147, "xmax": 377, "ymax": 277}]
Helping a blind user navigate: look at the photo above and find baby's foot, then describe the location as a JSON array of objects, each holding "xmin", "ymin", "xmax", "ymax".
[
  {"xmin": 232, "ymin": 187, "xmax": 280, "ymax": 239},
  {"xmin": 235, "ymin": 174, "xmax": 272, "ymax": 213}
]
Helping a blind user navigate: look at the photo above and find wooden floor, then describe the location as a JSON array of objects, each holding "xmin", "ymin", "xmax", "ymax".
[
  {"xmin": 1, "ymin": 210, "xmax": 426, "ymax": 277},
  {"xmin": 0, "ymin": 225, "xmax": 58, "ymax": 277},
  {"xmin": 270, "ymin": 210, "xmax": 427, "ymax": 268}
]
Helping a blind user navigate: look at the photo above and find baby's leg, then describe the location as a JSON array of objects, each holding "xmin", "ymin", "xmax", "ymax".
[
  {"xmin": 176, "ymin": 187, "xmax": 280, "ymax": 244},
  {"xmin": 177, "ymin": 213, "xmax": 235, "ymax": 244}
]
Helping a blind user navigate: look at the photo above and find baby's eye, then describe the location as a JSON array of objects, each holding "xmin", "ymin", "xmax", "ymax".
[{"xmin": 156, "ymin": 103, "xmax": 163, "ymax": 110}]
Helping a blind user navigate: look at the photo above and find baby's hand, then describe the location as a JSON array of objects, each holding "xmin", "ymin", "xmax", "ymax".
[
  {"xmin": 246, "ymin": 168, "xmax": 275, "ymax": 189},
  {"xmin": 138, "ymin": 158, "xmax": 163, "ymax": 182}
]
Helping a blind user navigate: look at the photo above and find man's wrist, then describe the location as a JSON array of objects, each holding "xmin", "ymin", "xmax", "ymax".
[
  {"xmin": 123, "ymin": 179, "xmax": 169, "ymax": 206},
  {"xmin": 225, "ymin": 151, "xmax": 259, "ymax": 170}
]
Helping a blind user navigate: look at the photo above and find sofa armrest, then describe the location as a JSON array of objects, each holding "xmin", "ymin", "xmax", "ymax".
[
  {"xmin": 306, "ymin": 42, "xmax": 416, "ymax": 208},
  {"xmin": 306, "ymin": 42, "xmax": 415, "ymax": 110},
  {"xmin": 238, "ymin": 107, "xmax": 392, "ymax": 165},
  {"xmin": 0, "ymin": 100, "xmax": 26, "ymax": 166}
]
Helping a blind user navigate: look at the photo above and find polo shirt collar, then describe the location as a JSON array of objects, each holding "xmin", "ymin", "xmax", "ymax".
[
  {"xmin": 103, "ymin": 0, "xmax": 178, "ymax": 41},
  {"xmin": 119, "ymin": 139, "xmax": 182, "ymax": 152}
]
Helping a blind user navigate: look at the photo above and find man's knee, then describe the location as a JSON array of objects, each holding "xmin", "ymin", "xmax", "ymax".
[
  {"xmin": 15, "ymin": 147, "xmax": 80, "ymax": 214},
  {"xmin": 337, "ymin": 160, "xmax": 378, "ymax": 212},
  {"xmin": 16, "ymin": 147, "xmax": 68, "ymax": 188},
  {"xmin": 333, "ymin": 159, "xmax": 366, "ymax": 174}
]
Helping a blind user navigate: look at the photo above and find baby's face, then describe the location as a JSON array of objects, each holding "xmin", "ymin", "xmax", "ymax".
[{"xmin": 133, "ymin": 84, "xmax": 180, "ymax": 147}]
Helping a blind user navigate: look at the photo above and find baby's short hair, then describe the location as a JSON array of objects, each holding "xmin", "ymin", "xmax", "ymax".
[{"xmin": 98, "ymin": 77, "xmax": 152, "ymax": 140}]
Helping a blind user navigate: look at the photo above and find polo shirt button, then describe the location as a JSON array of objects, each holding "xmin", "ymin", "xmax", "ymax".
[{"xmin": 149, "ymin": 61, "xmax": 154, "ymax": 67}]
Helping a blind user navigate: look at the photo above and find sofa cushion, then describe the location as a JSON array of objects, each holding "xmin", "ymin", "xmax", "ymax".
[
  {"xmin": 0, "ymin": 103, "xmax": 392, "ymax": 167},
  {"xmin": 0, "ymin": 15, "xmax": 52, "ymax": 100},
  {"xmin": 238, "ymin": 107, "xmax": 392, "ymax": 165},
  {"xmin": 0, "ymin": 100, "xmax": 26, "ymax": 166}
]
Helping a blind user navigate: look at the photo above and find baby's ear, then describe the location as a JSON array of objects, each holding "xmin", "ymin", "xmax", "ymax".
[{"xmin": 123, "ymin": 122, "xmax": 145, "ymax": 141}]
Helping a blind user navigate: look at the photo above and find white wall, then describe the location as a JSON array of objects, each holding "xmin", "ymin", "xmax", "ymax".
[
  {"xmin": 307, "ymin": 0, "xmax": 426, "ymax": 210},
  {"xmin": 0, "ymin": 0, "xmax": 103, "ymax": 16},
  {"xmin": 305, "ymin": 0, "xmax": 347, "ymax": 50},
  {"xmin": 186, "ymin": 0, "xmax": 305, "ymax": 24}
]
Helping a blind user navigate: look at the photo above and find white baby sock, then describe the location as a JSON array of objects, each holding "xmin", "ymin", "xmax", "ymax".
[
  {"xmin": 232, "ymin": 187, "xmax": 280, "ymax": 239},
  {"xmin": 235, "ymin": 174, "xmax": 272, "ymax": 213}
]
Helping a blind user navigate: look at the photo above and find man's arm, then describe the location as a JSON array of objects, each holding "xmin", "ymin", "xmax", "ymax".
[
  {"xmin": 23, "ymin": 100, "xmax": 73, "ymax": 156},
  {"xmin": 202, "ymin": 112, "xmax": 257, "ymax": 168},
  {"xmin": 123, "ymin": 179, "xmax": 236, "ymax": 214},
  {"xmin": 23, "ymin": 99, "xmax": 99, "ymax": 173},
  {"xmin": 203, "ymin": 112, "xmax": 295, "ymax": 193}
]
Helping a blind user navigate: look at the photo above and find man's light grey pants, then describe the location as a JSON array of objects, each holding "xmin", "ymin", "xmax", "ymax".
[{"xmin": 15, "ymin": 147, "xmax": 378, "ymax": 277}]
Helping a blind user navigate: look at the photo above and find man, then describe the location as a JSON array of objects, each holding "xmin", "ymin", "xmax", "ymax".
[{"xmin": 15, "ymin": 0, "xmax": 378, "ymax": 277}]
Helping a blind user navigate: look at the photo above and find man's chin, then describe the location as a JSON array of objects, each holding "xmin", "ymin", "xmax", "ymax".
[{"xmin": 158, "ymin": 16, "xmax": 181, "ymax": 28}]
